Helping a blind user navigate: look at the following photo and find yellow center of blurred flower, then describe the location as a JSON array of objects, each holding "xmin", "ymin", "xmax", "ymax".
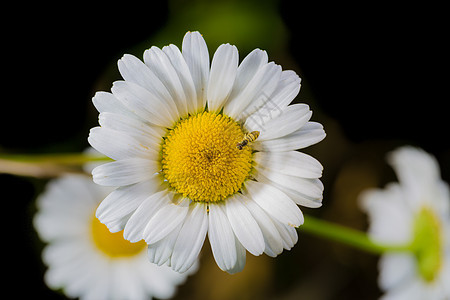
[
  {"xmin": 91, "ymin": 216, "xmax": 146, "ymax": 258},
  {"xmin": 412, "ymin": 206, "xmax": 443, "ymax": 282},
  {"xmin": 161, "ymin": 112, "xmax": 253, "ymax": 203}
]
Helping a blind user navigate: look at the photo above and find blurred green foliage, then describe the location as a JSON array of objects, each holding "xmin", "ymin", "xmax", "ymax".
[{"xmin": 139, "ymin": 0, "xmax": 287, "ymax": 56}]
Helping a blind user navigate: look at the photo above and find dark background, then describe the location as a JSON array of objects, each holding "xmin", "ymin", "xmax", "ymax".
[{"xmin": 2, "ymin": 1, "xmax": 448, "ymax": 299}]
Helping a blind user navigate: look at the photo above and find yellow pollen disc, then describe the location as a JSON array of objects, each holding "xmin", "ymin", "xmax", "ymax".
[
  {"xmin": 161, "ymin": 112, "xmax": 253, "ymax": 203},
  {"xmin": 91, "ymin": 215, "xmax": 146, "ymax": 258}
]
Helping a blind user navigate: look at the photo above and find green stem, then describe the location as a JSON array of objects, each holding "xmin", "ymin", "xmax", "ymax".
[
  {"xmin": 301, "ymin": 215, "xmax": 413, "ymax": 254},
  {"xmin": 0, "ymin": 153, "xmax": 111, "ymax": 165},
  {"xmin": 0, "ymin": 152, "xmax": 112, "ymax": 177}
]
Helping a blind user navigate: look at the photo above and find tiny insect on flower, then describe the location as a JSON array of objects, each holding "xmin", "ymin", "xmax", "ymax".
[{"xmin": 236, "ymin": 131, "xmax": 260, "ymax": 150}]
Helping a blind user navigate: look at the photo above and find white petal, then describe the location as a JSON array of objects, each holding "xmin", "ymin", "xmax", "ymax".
[
  {"xmin": 182, "ymin": 31, "xmax": 209, "ymax": 111},
  {"xmin": 136, "ymin": 260, "xmax": 184, "ymax": 300},
  {"xmin": 244, "ymin": 180, "xmax": 303, "ymax": 227},
  {"xmin": 96, "ymin": 177, "xmax": 161, "ymax": 231},
  {"xmin": 225, "ymin": 194, "xmax": 265, "ymax": 256},
  {"xmin": 111, "ymin": 262, "xmax": 146, "ymax": 300},
  {"xmin": 163, "ymin": 44, "xmax": 197, "ymax": 115},
  {"xmin": 268, "ymin": 70, "xmax": 302, "ymax": 109},
  {"xmin": 171, "ymin": 202, "xmax": 209, "ymax": 273},
  {"xmin": 381, "ymin": 279, "xmax": 424, "ymax": 300},
  {"xmin": 207, "ymin": 43, "xmax": 238, "ymax": 112},
  {"xmin": 44, "ymin": 241, "xmax": 96, "ymax": 296},
  {"xmin": 224, "ymin": 62, "xmax": 281, "ymax": 119},
  {"xmin": 144, "ymin": 46, "xmax": 187, "ymax": 118},
  {"xmin": 254, "ymin": 151, "xmax": 323, "ymax": 179},
  {"xmin": 82, "ymin": 270, "xmax": 109, "ymax": 300},
  {"xmin": 144, "ymin": 197, "xmax": 190, "ymax": 244},
  {"xmin": 118, "ymin": 54, "xmax": 155, "ymax": 91},
  {"xmin": 378, "ymin": 253, "xmax": 416, "ymax": 291},
  {"xmin": 248, "ymin": 70, "xmax": 301, "ymax": 120},
  {"xmin": 227, "ymin": 237, "xmax": 246, "ymax": 274},
  {"xmin": 98, "ymin": 111, "xmax": 166, "ymax": 143},
  {"xmin": 111, "ymin": 81, "xmax": 177, "ymax": 127},
  {"xmin": 270, "ymin": 181, "xmax": 323, "ymax": 208},
  {"xmin": 388, "ymin": 146, "xmax": 440, "ymax": 183},
  {"xmin": 40, "ymin": 239, "xmax": 69, "ymax": 268},
  {"xmin": 208, "ymin": 203, "xmax": 237, "ymax": 272},
  {"xmin": 88, "ymin": 127, "xmax": 158, "ymax": 161},
  {"xmin": 147, "ymin": 222, "xmax": 182, "ymax": 266},
  {"xmin": 223, "ymin": 49, "xmax": 268, "ymax": 115},
  {"xmin": 359, "ymin": 185, "xmax": 413, "ymax": 245},
  {"xmin": 246, "ymin": 104, "xmax": 312, "ymax": 140},
  {"xmin": 256, "ymin": 168, "xmax": 324, "ymax": 199},
  {"xmin": 92, "ymin": 91, "xmax": 133, "ymax": 116},
  {"xmin": 34, "ymin": 211, "xmax": 81, "ymax": 241},
  {"xmin": 122, "ymin": 190, "xmax": 169, "ymax": 243},
  {"xmin": 253, "ymin": 122, "xmax": 326, "ymax": 152},
  {"xmin": 241, "ymin": 194, "xmax": 284, "ymax": 257},
  {"xmin": 103, "ymin": 217, "xmax": 129, "ymax": 234},
  {"xmin": 387, "ymin": 146, "xmax": 442, "ymax": 208},
  {"xmin": 228, "ymin": 49, "xmax": 268, "ymax": 98},
  {"xmin": 34, "ymin": 175, "xmax": 99, "ymax": 240},
  {"xmin": 271, "ymin": 217, "xmax": 299, "ymax": 250},
  {"xmin": 118, "ymin": 53, "xmax": 181, "ymax": 121},
  {"xmin": 92, "ymin": 158, "xmax": 158, "ymax": 186}
]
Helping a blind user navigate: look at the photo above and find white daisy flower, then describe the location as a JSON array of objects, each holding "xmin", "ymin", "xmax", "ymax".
[
  {"xmin": 34, "ymin": 174, "xmax": 193, "ymax": 300},
  {"xmin": 88, "ymin": 31, "xmax": 326, "ymax": 274},
  {"xmin": 360, "ymin": 146, "xmax": 450, "ymax": 300}
]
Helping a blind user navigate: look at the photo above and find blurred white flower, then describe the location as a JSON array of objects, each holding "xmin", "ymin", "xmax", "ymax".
[
  {"xmin": 88, "ymin": 31, "xmax": 325, "ymax": 274},
  {"xmin": 34, "ymin": 174, "xmax": 195, "ymax": 300},
  {"xmin": 360, "ymin": 146, "xmax": 450, "ymax": 300}
]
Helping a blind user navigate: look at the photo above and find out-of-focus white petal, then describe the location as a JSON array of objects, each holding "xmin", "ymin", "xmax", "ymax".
[
  {"xmin": 378, "ymin": 253, "xmax": 416, "ymax": 291},
  {"xmin": 359, "ymin": 184, "xmax": 413, "ymax": 245}
]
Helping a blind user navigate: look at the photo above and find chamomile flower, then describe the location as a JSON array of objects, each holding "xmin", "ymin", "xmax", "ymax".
[
  {"xmin": 88, "ymin": 31, "xmax": 326, "ymax": 274},
  {"xmin": 34, "ymin": 174, "xmax": 193, "ymax": 300},
  {"xmin": 360, "ymin": 147, "xmax": 450, "ymax": 299}
]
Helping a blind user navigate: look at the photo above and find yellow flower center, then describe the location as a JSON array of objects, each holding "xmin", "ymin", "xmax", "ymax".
[
  {"xmin": 412, "ymin": 206, "xmax": 443, "ymax": 282},
  {"xmin": 161, "ymin": 112, "xmax": 253, "ymax": 203},
  {"xmin": 91, "ymin": 215, "xmax": 146, "ymax": 258}
]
